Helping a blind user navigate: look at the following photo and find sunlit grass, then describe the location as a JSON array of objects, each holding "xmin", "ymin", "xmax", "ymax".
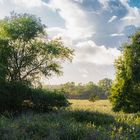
[
  {"xmin": 0, "ymin": 100, "xmax": 140, "ymax": 139},
  {"xmin": 69, "ymin": 99, "xmax": 140, "ymax": 126},
  {"xmin": 69, "ymin": 99, "xmax": 112, "ymax": 113}
]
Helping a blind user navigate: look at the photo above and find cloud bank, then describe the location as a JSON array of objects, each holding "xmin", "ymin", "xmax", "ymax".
[{"xmin": 0, "ymin": 0, "xmax": 140, "ymax": 84}]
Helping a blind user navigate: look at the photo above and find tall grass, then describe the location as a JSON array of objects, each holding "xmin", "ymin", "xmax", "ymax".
[{"xmin": 0, "ymin": 100, "xmax": 140, "ymax": 140}]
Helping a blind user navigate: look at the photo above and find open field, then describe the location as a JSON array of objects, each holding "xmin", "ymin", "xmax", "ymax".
[
  {"xmin": 0, "ymin": 100, "xmax": 140, "ymax": 140},
  {"xmin": 69, "ymin": 99, "xmax": 112, "ymax": 113}
]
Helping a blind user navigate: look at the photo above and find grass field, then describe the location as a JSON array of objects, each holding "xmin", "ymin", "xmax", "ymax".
[
  {"xmin": 69, "ymin": 99, "xmax": 112, "ymax": 113},
  {"xmin": 0, "ymin": 100, "xmax": 140, "ymax": 140}
]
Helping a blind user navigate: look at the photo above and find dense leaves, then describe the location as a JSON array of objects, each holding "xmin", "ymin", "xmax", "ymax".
[
  {"xmin": 44, "ymin": 80, "xmax": 112, "ymax": 99},
  {"xmin": 0, "ymin": 82, "xmax": 69, "ymax": 113},
  {"xmin": 98, "ymin": 78, "xmax": 112, "ymax": 96},
  {"xmin": 0, "ymin": 13, "xmax": 73, "ymax": 85},
  {"xmin": 0, "ymin": 13, "xmax": 72, "ymax": 112},
  {"xmin": 110, "ymin": 31, "xmax": 140, "ymax": 113}
]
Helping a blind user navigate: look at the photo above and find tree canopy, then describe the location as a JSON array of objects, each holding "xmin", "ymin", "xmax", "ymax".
[
  {"xmin": 44, "ymin": 80, "xmax": 112, "ymax": 99},
  {"xmin": 98, "ymin": 78, "xmax": 112, "ymax": 96},
  {"xmin": 110, "ymin": 31, "xmax": 140, "ymax": 113},
  {"xmin": 0, "ymin": 13, "xmax": 73, "ymax": 85}
]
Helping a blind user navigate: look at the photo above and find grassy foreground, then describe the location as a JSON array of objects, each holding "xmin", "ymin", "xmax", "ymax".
[{"xmin": 0, "ymin": 100, "xmax": 140, "ymax": 140}]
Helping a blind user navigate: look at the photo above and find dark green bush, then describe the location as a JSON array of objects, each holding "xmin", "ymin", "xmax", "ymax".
[
  {"xmin": 30, "ymin": 89, "xmax": 70, "ymax": 111},
  {"xmin": 0, "ymin": 82, "xmax": 69, "ymax": 113},
  {"xmin": 0, "ymin": 82, "xmax": 31, "ymax": 112},
  {"xmin": 89, "ymin": 94, "xmax": 99, "ymax": 102}
]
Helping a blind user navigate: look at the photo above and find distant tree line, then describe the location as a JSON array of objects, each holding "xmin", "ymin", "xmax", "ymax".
[{"xmin": 44, "ymin": 78, "xmax": 112, "ymax": 100}]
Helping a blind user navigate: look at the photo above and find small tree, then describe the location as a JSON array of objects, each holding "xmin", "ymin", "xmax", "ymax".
[
  {"xmin": 89, "ymin": 94, "xmax": 99, "ymax": 102},
  {"xmin": 0, "ymin": 13, "xmax": 73, "ymax": 85},
  {"xmin": 110, "ymin": 31, "xmax": 140, "ymax": 113},
  {"xmin": 98, "ymin": 78, "xmax": 112, "ymax": 97}
]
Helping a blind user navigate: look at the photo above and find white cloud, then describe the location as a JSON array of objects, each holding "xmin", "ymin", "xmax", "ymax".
[
  {"xmin": 120, "ymin": 1, "xmax": 140, "ymax": 27},
  {"xmin": 108, "ymin": 15, "xmax": 117, "ymax": 23},
  {"xmin": 78, "ymin": 68, "xmax": 88, "ymax": 78},
  {"xmin": 0, "ymin": 0, "xmax": 44, "ymax": 8},
  {"xmin": 43, "ymin": 0, "xmax": 140, "ymax": 84},
  {"xmin": 46, "ymin": 61, "xmax": 116, "ymax": 84},
  {"xmin": 47, "ymin": 0, "xmax": 94, "ymax": 40},
  {"xmin": 98, "ymin": 0, "xmax": 109, "ymax": 8},
  {"xmin": 74, "ymin": 0, "xmax": 83, "ymax": 3},
  {"xmin": 82, "ymin": 74, "xmax": 88, "ymax": 78},
  {"xmin": 0, "ymin": 0, "xmax": 140, "ymax": 84},
  {"xmin": 0, "ymin": 0, "xmax": 4, "ymax": 4},
  {"xmin": 0, "ymin": 0, "xmax": 48, "ymax": 19},
  {"xmin": 110, "ymin": 33, "xmax": 125, "ymax": 37},
  {"xmin": 47, "ymin": 27, "xmax": 65, "ymax": 38},
  {"xmin": 47, "ymin": 27, "xmax": 74, "ymax": 47},
  {"xmin": 13, "ymin": 0, "xmax": 43, "ymax": 8},
  {"xmin": 121, "ymin": 16, "xmax": 136, "ymax": 21},
  {"xmin": 74, "ymin": 40, "xmax": 120, "ymax": 65},
  {"xmin": 79, "ymin": 68, "xmax": 88, "ymax": 74}
]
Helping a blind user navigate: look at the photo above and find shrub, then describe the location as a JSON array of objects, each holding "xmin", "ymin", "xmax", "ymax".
[
  {"xmin": 0, "ymin": 82, "xmax": 69, "ymax": 113},
  {"xmin": 0, "ymin": 82, "xmax": 31, "ymax": 112},
  {"xmin": 30, "ymin": 89, "xmax": 70, "ymax": 111},
  {"xmin": 89, "ymin": 94, "xmax": 99, "ymax": 102}
]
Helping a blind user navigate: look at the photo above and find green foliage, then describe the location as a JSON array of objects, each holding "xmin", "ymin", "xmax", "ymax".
[
  {"xmin": 0, "ymin": 13, "xmax": 72, "ymax": 113},
  {"xmin": 67, "ymin": 110, "xmax": 115, "ymax": 125},
  {"xmin": 30, "ymin": 89, "xmax": 70, "ymax": 111},
  {"xmin": 89, "ymin": 94, "xmax": 99, "ymax": 102},
  {"xmin": 0, "ymin": 12, "xmax": 44, "ymax": 41},
  {"xmin": 0, "ymin": 82, "xmax": 69, "ymax": 113},
  {"xmin": 0, "ymin": 107, "xmax": 140, "ymax": 140},
  {"xmin": 45, "ymin": 80, "xmax": 111, "ymax": 100},
  {"xmin": 0, "ymin": 13, "xmax": 73, "ymax": 85},
  {"xmin": 0, "ymin": 82, "xmax": 31, "ymax": 112},
  {"xmin": 98, "ymin": 78, "xmax": 112, "ymax": 97},
  {"xmin": 110, "ymin": 31, "xmax": 140, "ymax": 113}
]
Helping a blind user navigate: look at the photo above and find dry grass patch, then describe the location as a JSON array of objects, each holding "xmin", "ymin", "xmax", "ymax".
[{"xmin": 69, "ymin": 99, "xmax": 112, "ymax": 113}]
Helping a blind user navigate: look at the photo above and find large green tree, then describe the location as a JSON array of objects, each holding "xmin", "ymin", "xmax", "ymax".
[
  {"xmin": 110, "ymin": 31, "xmax": 140, "ymax": 113},
  {"xmin": 0, "ymin": 13, "xmax": 73, "ymax": 85}
]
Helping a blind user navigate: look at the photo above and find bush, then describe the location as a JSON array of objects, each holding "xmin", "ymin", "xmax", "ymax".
[
  {"xmin": 0, "ymin": 82, "xmax": 31, "ymax": 112},
  {"xmin": 0, "ymin": 82, "xmax": 69, "ymax": 113},
  {"xmin": 89, "ymin": 94, "xmax": 99, "ymax": 102},
  {"xmin": 30, "ymin": 89, "xmax": 70, "ymax": 111}
]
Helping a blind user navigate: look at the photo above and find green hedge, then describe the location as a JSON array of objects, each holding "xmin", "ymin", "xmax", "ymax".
[
  {"xmin": 0, "ymin": 82, "xmax": 69, "ymax": 113},
  {"xmin": 30, "ymin": 89, "xmax": 70, "ymax": 111}
]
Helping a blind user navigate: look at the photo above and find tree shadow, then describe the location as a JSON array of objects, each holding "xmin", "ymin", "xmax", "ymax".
[
  {"xmin": 63, "ymin": 110, "xmax": 115, "ymax": 125},
  {"xmin": 61, "ymin": 110, "xmax": 140, "ymax": 139}
]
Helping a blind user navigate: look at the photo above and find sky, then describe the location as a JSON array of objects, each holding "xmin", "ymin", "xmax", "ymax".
[{"xmin": 0, "ymin": 0, "xmax": 140, "ymax": 84}]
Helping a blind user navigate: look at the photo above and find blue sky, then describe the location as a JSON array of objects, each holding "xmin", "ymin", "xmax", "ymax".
[
  {"xmin": 0, "ymin": 0, "xmax": 140, "ymax": 84},
  {"xmin": 129, "ymin": 0, "xmax": 140, "ymax": 7}
]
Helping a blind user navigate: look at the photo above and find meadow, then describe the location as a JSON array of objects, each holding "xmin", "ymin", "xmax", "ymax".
[
  {"xmin": 0, "ymin": 10, "xmax": 140, "ymax": 140},
  {"xmin": 0, "ymin": 100, "xmax": 140, "ymax": 140}
]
